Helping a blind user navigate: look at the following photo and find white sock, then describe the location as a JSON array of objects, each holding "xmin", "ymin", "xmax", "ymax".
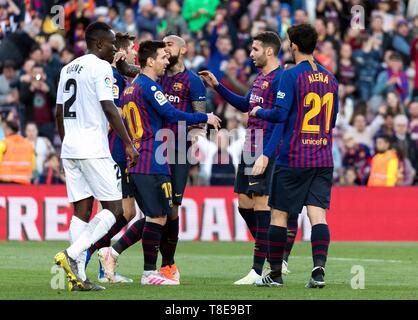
[
  {"xmin": 67, "ymin": 209, "xmax": 116, "ymax": 260},
  {"xmin": 111, "ymin": 248, "xmax": 119, "ymax": 258},
  {"xmin": 76, "ymin": 251, "xmax": 87, "ymax": 281},
  {"xmin": 69, "ymin": 216, "xmax": 88, "ymax": 244}
]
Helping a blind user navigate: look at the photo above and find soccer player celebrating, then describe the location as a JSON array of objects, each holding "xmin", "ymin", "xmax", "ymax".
[
  {"xmin": 98, "ymin": 36, "xmax": 208, "ymax": 284},
  {"xmin": 82, "ymin": 32, "xmax": 138, "ymax": 284},
  {"xmin": 103, "ymin": 40, "xmax": 220, "ymax": 285},
  {"xmin": 250, "ymin": 24, "xmax": 339, "ymax": 288},
  {"xmin": 199, "ymin": 31, "xmax": 284, "ymax": 285},
  {"xmin": 54, "ymin": 22, "xmax": 139, "ymax": 291}
]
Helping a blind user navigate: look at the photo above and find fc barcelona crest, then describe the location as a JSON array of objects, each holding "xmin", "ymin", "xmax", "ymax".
[
  {"xmin": 173, "ymin": 82, "xmax": 183, "ymax": 91},
  {"xmin": 261, "ymin": 81, "xmax": 269, "ymax": 89}
]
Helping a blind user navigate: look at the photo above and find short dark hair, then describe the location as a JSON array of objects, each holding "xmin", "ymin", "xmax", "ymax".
[
  {"xmin": 2, "ymin": 60, "xmax": 16, "ymax": 70},
  {"xmin": 376, "ymin": 134, "xmax": 393, "ymax": 145},
  {"xmin": 30, "ymin": 45, "xmax": 41, "ymax": 55},
  {"xmin": 389, "ymin": 52, "xmax": 403, "ymax": 61},
  {"xmin": 5, "ymin": 120, "xmax": 19, "ymax": 133},
  {"xmin": 287, "ymin": 24, "xmax": 318, "ymax": 55},
  {"xmin": 137, "ymin": 40, "xmax": 166, "ymax": 68},
  {"xmin": 253, "ymin": 31, "xmax": 281, "ymax": 55},
  {"xmin": 85, "ymin": 21, "xmax": 112, "ymax": 47},
  {"xmin": 115, "ymin": 32, "xmax": 135, "ymax": 51}
]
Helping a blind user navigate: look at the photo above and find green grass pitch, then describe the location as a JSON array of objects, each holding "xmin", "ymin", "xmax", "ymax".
[{"xmin": 0, "ymin": 241, "xmax": 417, "ymax": 300}]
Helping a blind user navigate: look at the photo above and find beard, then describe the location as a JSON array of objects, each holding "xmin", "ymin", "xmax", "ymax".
[{"xmin": 167, "ymin": 51, "xmax": 180, "ymax": 68}]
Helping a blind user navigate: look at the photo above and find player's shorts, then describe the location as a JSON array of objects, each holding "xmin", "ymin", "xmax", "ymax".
[
  {"xmin": 116, "ymin": 162, "xmax": 135, "ymax": 199},
  {"xmin": 169, "ymin": 161, "xmax": 191, "ymax": 206},
  {"xmin": 268, "ymin": 166, "xmax": 333, "ymax": 216},
  {"xmin": 234, "ymin": 155, "xmax": 275, "ymax": 197},
  {"xmin": 130, "ymin": 174, "xmax": 173, "ymax": 217},
  {"xmin": 62, "ymin": 158, "xmax": 122, "ymax": 203}
]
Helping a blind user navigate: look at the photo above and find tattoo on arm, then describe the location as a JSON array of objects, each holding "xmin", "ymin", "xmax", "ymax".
[
  {"xmin": 191, "ymin": 100, "xmax": 206, "ymax": 113},
  {"xmin": 116, "ymin": 59, "xmax": 141, "ymax": 78}
]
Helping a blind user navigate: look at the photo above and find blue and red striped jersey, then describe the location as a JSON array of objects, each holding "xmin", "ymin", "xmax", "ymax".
[
  {"xmin": 257, "ymin": 61, "xmax": 339, "ymax": 168},
  {"xmin": 120, "ymin": 74, "xmax": 208, "ymax": 175},
  {"xmin": 108, "ymin": 67, "xmax": 128, "ymax": 163},
  {"xmin": 159, "ymin": 69, "xmax": 206, "ymax": 149},
  {"xmin": 246, "ymin": 68, "xmax": 283, "ymax": 155}
]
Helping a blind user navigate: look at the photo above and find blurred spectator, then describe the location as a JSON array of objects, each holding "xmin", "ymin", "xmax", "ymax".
[
  {"xmin": 367, "ymin": 135, "xmax": 399, "ymax": 187},
  {"xmin": 18, "ymin": 63, "xmax": 56, "ymax": 141},
  {"xmin": 184, "ymin": 39, "xmax": 205, "ymax": 72},
  {"xmin": 121, "ymin": 8, "xmax": 138, "ymax": 36},
  {"xmin": 352, "ymin": 35, "xmax": 382, "ymax": 101},
  {"xmin": 0, "ymin": 60, "xmax": 18, "ymax": 108},
  {"xmin": 341, "ymin": 132, "xmax": 371, "ymax": 185},
  {"xmin": 374, "ymin": 112, "xmax": 395, "ymax": 141},
  {"xmin": 370, "ymin": 14, "xmax": 391, "ymax": 55},
  {"xmin": 337, "ymin": 106, "xmax": 386, "ymax": 150},
  {"xmin": 394, "ymin": 144, "xmax": 416, "ymax": 186},
  {"xmin": 108, "ymin": 5, "xmax": 125, "ymax": 32},
  {"xmin": 373, "ymin": 52, "xmax": 409, "ymax": 103},
  {"xmin": 208, "ymin": 25, "xmax": 232, "ymax": 81},
  {"xmin": 337, "ymin": 43, "xmax": 356, "ymax": 97},
  {"xmin": 340, "ymin": 166, "xmax": 361, "ymax": 186},
  {"xmin": 393, "ymin": 114, "xmax": 418, "ymax": 176},
  {"xmin": 161, "ymin": 0, "xmax": 189, "ymax": 36},
  {"xmin": 60, "ymin": 47, "xmax": 76, "ymax": 65},
  {"xmin": 0, "ymin": 120, "xmax": 34, "ymax": 185},
  {"xmin": 41, "ymin": 43, "xmax": 63, "ymax": 85},
  {"xmin": 410, "ymin": 31, "xmax": 418, "ymax": 99},
  {"xmin": 391, "ymin": 19, "xmax": 412, "ymax": 65},
  {"xmin": 182, "ymin": 0, "xmax": 219, "ymax": 33},
  {"xmin": 0, "ymin": 0, "xmax": 21, "ymax": 40},
  {"xmin": 136, "ymin": 1, "xmax": 164, "ymax": 37},
  {"xmin": 25, "ymin": 122, "xmax": 54, "ymax": 179},
  {"xmin": 37, "ymin": 153, "xmax": 65, "ymax": 185}
]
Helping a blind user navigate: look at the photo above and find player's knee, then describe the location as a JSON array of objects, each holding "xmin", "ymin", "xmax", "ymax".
[
  {"xmin": 307, "ymin": 206, "xmax": 327, "ymax": 225},
  {"xmin": 122, "ymin": 198, "xmax": 137, "ymax": 222},
  {"xmin": 271, "ymin": 209, "xmax": 288, "ymax": 227},
  {"xmin": 253, "ymin": 195, "xmax": 269, "ymax": 211},
  {"xmin": 238, "ymin": 194, "xmax": 254, "ymax": 209}
]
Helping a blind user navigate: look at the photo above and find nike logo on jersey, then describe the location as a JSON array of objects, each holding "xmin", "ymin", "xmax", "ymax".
[{"xmin": 249, "ymin": 182, "xmax": 259, "ymax": 186}]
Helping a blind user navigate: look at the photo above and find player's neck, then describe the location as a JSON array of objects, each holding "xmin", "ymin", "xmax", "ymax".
[
  {"xmin": 262, "ymin": 59, "xmax": 280, "ymax": 75},
  {"xmin": 295, "ymin": 53, "xmax": 314, "ymax": 65},
  {"xmin": 142, "ymin": 68, "xmax": 158, "ymax": 81},
  {"xmin": 167, "ymin": 61, "xmax": 185, "ymax": 76}
]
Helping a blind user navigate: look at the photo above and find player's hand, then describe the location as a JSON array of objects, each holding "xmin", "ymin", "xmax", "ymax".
[
  {"xmin": 206, "ymin": 112, "xmax": 222, "ymax": 131},
  {"xmin": 125, "ymin": 144, "xmax": 139, "ymax": 168},
  {"xmin": 249, "ymin": 106, "xmax": 262, "ymax": 117},
  {"xmin": 114, "ymin": 51, "xmax": 126, "ymax": 63},
  {"xmin": 252, "ymin": 154, "xmax": 269, "ymax": 176},
  {"xmin": 198, "ymin": 70, "xmax": 219, "ymax": 88}
]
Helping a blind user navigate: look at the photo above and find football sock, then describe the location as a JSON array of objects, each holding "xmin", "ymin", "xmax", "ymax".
[
  {"xmin": 67, "ymin": 209, "xmax": 116, "ymax": 260},
  {"xmin": 88, "ymin": 215, "xmax": 128, "ymax": 255},
  {"xmin": 252, "ymin": 210, "xmax": 270, "ymax": 275},
  {"xmin": 311, "ymin": 224, "xmax": 330, "ymax": 268},
  {"xmin": 238, "ymin": 207, "xmax": 257, "ymax": 238},
  {"xmin": 69, "ymin": 216, "xmax": 88, "ymax": 281},
  {"xmin": 142, "ymin": 221, "xmax": 163, "ymax": 271},
  {"xmin": 268, "ymin": 225, "xmax": 287, "ymax": 278},
  {"xmin": 113, "ymin": 218, "xmax": 146, "ymax": 254},
  {"xmin": 160, "ymin": 217, "xmax": 179, "ymax": 267},
  {"xmin": 284, "ymin": 214, "xmax": 298, "ymax": 262}
]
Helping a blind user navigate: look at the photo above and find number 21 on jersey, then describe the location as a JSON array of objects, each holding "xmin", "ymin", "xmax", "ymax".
[{"xmin": 301, "ymin": 92, "xmax": 334, "ymax": 134}]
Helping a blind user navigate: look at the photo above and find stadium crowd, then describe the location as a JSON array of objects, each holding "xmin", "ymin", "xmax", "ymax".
[{"xmin": 1, "ymin": 0, "xmax": 418, "ymax": 186}]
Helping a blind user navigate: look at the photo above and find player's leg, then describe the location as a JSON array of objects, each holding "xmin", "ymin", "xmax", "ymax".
[
  {"xmin": 252, "ymin": 195, "xmax": 270, "ymax": 276},
  {"xmin": 304, "ymin": 168, "xmax": 333, "ymax": 288},
  {"xmin": 159, "ymin": 161, "xmax": 188, "ymax": 281},
  {"xmin": 59, "ymin": 158, "xmax": 124, "ymax": 288},
  {"xmin": 282, "ymin": 213, "xmax": 299, "ymax": 275},
  {"xmin": 138, "ymin": 175, "xmax": 179, "ymax": 285},
  {"xmin": 235, "ymin": 161, "xmax": 257, "ymax": 238},
  {"xmin": 54, "ymin": 159, "xmax": 99, "ymax": 289}
]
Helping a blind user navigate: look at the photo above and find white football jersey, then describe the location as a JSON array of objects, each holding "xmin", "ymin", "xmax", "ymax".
[{"xmin": 56, "ymin": 54, "xmax": 116, "ymax": 159}]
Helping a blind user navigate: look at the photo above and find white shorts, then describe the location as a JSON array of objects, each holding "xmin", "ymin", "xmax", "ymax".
[{"xmin": 62, "ymin": 158, "xmax": 122, "ymax": 203}]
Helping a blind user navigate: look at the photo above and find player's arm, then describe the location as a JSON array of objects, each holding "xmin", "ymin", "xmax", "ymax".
[
  {"xmin": 199, "ymin": 70, "xmax": 250, "ymax": 112},
  {"xmin": 115, "ymin": 53, "xmax": 141, "ymax": 78},
  {"xmin": 250, "ymin": 71, "xmax": 294, "ymax": 122},
  {"xmin": 96, "ymin": 63, "xmax": 138, "ymax": 166},
  {"xmin": 148, "ymin": 86, "xmax": 221, "ymax": 129},
  {"xmin": 55, "ymin": 74, "xmax": 65, "ymax": 142},
  {"xmin": 101, "ymin": 100, "xmax": 138, "ymax": 166},
  {"xmin": 189, "ymin": 75, "xmax": 209, "ymax": 136}
]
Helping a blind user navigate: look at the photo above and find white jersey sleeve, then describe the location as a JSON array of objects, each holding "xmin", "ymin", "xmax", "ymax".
[
  {"xmin": 95, "ymin": 61, "xmax": 114, "ymax": 102},
  {"xmin": 56, "ymin": 69, "xmax": 64, "ymax": 104}
]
